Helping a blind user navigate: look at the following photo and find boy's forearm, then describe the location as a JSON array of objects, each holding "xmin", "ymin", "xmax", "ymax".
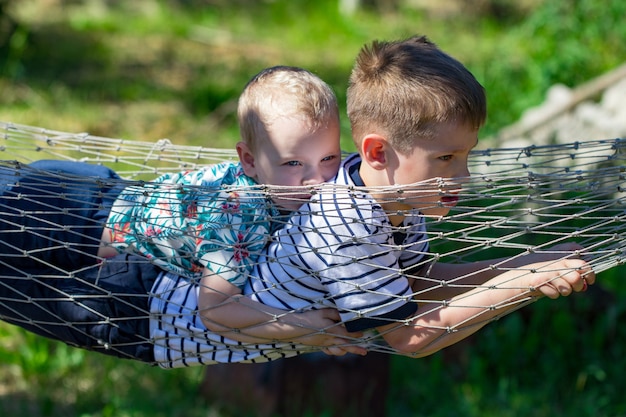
[
  {"xmin": 383, "ymin": 269, "xmax": 540, "ymax": 356},
  {"xmin": 411, "ymin": 245, "xmax": 582, "ymax": 300},
  {"xmin": 198, "ymin": 270, "xmax": 338, "ymax": 343},
  {"xmin": 409, "ymin": 261, "xmax": 499, "ymax": 300},
  {"xmin": 386, "ymin": 257, "xmax": 590, "ymax": 356},
  {"xmin": 199, "ymin": 292, "xmax": 325, "ymax": 344}
]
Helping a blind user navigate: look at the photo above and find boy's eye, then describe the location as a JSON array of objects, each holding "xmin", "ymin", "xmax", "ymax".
[
  {"xmin": 321, "ymin": 155, "xmax": 337, "ymax": 162},
  {"xmin": 285, "ymin": 161, "xmax": 302, "ymax": 166},
  {"xmin": 438, "ymin": 155, "xmax": 453, "ymax": 161}
]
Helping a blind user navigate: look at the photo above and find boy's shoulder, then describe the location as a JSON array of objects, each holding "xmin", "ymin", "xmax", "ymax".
[
  {"xmin": 288, "ymin": 153, "xmax": 387, "ymax": 234},
  {"xmin": 198, "ymin": 161, "xmax": 256, "ymax": 186},
  {"xmin": 153, "ymin": 162, "xmax": 256, "ymax": 190}
]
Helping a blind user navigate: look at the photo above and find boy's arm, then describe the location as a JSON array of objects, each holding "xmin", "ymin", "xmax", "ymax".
[
  {"xmin": 197, "ymin": 270, "xmax": 366, "ymax": 356},
  {"xmin": 380, "ymin": 258, "xmax": 594, "ymax": 357},
  {"xmin": 410, "ymin": 243, "xmax": 584, "ymax": 300}
]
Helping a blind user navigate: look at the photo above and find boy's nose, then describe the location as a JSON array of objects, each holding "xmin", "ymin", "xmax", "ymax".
[
  {"xmin": 301, "ymin": 167, "xmax": 325, "ymax": 186},
  {"xmin": 456, "ymin": 164, "xmax": 470, "ymax": 179}
]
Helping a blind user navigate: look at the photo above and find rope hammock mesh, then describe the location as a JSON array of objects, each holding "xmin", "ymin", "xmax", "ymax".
[{"xmin": 1, "ymin": 121, "xmax": 625, "ymax": 367}]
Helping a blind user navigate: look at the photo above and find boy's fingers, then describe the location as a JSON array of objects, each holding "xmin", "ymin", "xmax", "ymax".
[
  {"xmin": 568, "ymin": 261, "xmax": 595, "ymax": 291},
  {"xmin": 539, "ymin": 285, "xmax": 560, "ymax": 299},
  {"xmin": 318, "ymin": 308, "xmax": 341, "ymax": 321},
  {"xmin": 582, "ymin": 267, "xmax": 596, "ymax": 285},
  {"xmin": 557, "ymin": 283, "xmax": 573, "ymax": 296},
  {"xmin": 341, "ymin": 344, "xmax": 368, "ymax": 356},
  {"xmin": 321, "ymin": 339, "xmax": 368, "ymax": 357},
  {"xmin": 321, "ymin": 347, "xmax": 346, "ymax": 356},
  {"xmin": 543, "ymin": 263, "xmax": 593, "ymax": 296}
]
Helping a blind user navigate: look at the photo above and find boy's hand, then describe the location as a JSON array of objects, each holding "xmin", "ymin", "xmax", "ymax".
[
  {"xmin": 525, "ymin": 258, "xmax": 595, "ymax": 299},
  {"xmin": 291, "ymin": 308, "xmax": 368, "ymax": 356}
]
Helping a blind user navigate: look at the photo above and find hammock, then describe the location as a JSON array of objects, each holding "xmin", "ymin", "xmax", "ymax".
[{"xmin": 1, "ymin": 121, "xmax": 625, "ymax": 367}]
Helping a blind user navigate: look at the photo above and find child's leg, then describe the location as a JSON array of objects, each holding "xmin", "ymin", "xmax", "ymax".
[
  {"xmin": 0, "ymin": 160, "xmax": 125, "ymax": 270},
  {"xmin": 0, "ymin": 253, "xmax": 161, "ymax": 362}
]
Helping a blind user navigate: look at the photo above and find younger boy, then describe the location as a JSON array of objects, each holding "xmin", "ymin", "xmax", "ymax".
[
  {"xmin": 0, "ymin": 66, "xmax": 364, "ymax": 364},
  {"xmin": 100, "ymin": 65, "xmax": 353, "ymax": 351}
]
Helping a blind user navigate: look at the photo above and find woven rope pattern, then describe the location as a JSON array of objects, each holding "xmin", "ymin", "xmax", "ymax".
[{"xmin": 1, "ymin": 121, "xmax": 625, "ymax": 365}]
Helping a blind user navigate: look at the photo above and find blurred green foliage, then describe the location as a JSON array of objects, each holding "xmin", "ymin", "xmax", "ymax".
[
  {"xmin": 2, "ymin": 0, "xmax": 624, "ymax": 146},
  {"xmin": 1, "ymin": 0, "xmax": 626, "ymax": 416}
]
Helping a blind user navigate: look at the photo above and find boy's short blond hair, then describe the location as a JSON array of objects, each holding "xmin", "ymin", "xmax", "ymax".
[
  {"xmin": 347, "ymin": 35, "xmax": 487, "ymax": 155},
  {"xmin": 238, "ymin": 66, "xmax": 339, "ymax": 153}
]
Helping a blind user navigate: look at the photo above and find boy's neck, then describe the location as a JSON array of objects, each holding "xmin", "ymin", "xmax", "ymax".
[{"xmin": 352, "ymin": 158, "xmax": 407, "ymax": 227}]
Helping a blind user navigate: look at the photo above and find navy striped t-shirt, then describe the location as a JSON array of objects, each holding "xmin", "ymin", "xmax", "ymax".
[{"xmin": 249, "ymin": 153, "xmax": 429, "ymax": 332}]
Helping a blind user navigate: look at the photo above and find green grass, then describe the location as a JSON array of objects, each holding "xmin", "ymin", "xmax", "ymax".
[
  {"xmin": 2, "ymin": 0, "xmax": 626, "ymax": 416},
  {"xmin": 0, "ymin": 324, "xmax": 209, "ymax": 417}
]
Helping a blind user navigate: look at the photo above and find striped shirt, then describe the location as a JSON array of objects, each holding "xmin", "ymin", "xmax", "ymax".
[
  {"xmin": 150, "ymin": 272, "xmax": 309, "ymax": 368},
  {"xmin": 249, "ymin": 153, "xmax": 428, "ymax": 332}
]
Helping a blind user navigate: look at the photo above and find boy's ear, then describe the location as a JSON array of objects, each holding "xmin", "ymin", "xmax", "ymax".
[
  {"xmin": 361, "ymin": 134, "xmax": 389, "ymax": 169},
  {"xmin": 236, "ymin": 141, "xmax": 257, "ymax": 178}
]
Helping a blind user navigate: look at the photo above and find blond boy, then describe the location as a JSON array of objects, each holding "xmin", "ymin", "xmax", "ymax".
[{"xmin": 0, "ymin": 66, "xmax": 364, "ymax": 366}]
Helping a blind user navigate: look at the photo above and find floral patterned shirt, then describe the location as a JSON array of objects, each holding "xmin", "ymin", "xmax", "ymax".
[{"xmin": 106, "ymin": 162, "xmax": 275, "ymax": 288}]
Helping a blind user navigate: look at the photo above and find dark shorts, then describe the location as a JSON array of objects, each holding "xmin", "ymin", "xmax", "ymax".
[
  {"xmin": 0, "ymin": 160, "xmax": 126, "ymax": 271},
  {"xmin": 0, "ymin": 253, "xmax": 161, "ymax": 362}
]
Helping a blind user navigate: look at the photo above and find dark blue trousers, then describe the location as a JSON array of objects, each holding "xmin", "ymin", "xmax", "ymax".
[
  {"xmin": 0, "ymin": 160, "xmax": 157, "ymax": 362},
  {"xmin": 0, "ymin": 160, "xmax": 125, "ymax": 271},
  {"xmin": 0, "ymin": 253, "xmax": 160, "ymax": 362}
]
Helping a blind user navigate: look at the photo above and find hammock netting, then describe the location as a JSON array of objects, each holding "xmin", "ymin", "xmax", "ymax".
[{"xmin": 1, "ymin": 121, "xmax": 625, "ymax": 367}]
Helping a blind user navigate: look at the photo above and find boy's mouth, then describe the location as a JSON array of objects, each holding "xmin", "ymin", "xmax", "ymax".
[{"xmin": 441, "ymin": 194, "xmax": 459, "ymax": 207}]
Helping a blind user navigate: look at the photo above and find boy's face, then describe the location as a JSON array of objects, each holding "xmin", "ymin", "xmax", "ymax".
[
  {"xmin": 243, "ymin": 116, "xmax": 341, "ymax": 211},
  {"xmin": 376, "ymin": 122, "xmax": 478, "ymax": 218}
]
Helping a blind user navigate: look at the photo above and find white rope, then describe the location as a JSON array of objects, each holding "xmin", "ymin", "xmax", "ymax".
[{"xmin": 1, "ymin": 121, "xmax": 625, "ymax": 366}]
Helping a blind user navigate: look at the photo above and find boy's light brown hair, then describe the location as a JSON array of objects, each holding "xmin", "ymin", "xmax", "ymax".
[
  {"xmin": 347, "ymin": 35, "xmax": 487, "ymax": 155},
  {"xmin": 238, "ymin": 66, "xmax": 339, "ymax": 153}
]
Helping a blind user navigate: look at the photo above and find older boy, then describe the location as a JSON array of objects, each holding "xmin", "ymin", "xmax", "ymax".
[{"xmin": 246, "ymin": 35, "xmax": 594, "ymax": 357}]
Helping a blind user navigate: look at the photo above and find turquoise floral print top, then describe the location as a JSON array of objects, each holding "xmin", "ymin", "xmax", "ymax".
[{"xmin": 106, "ymin": 162, "xmax": 274, "ymax": 288}]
